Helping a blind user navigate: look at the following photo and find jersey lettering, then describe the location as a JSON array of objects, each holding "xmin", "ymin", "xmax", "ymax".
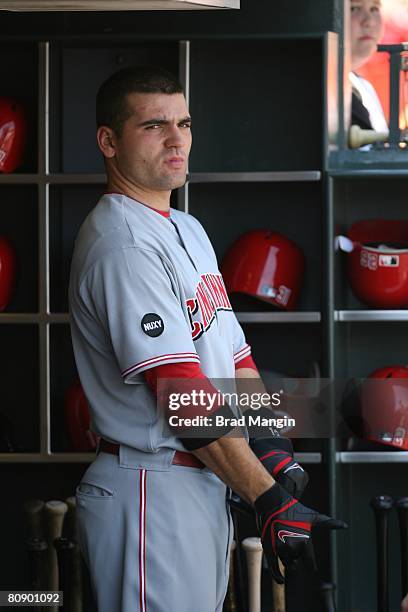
[
  {"xmin": 186, "ymin": 273, "xmax": 233, "ymax": 341},
  {"xmin": 186, "ymin": 298, "xmax": 203, "ymax": 339},
  {"xmin": 196, "ymin": 282, "xmax": 215, "ymax": 330},
  {"xmin": 201, "ymin": 273, "xmax": 232, "ymax": 310}
]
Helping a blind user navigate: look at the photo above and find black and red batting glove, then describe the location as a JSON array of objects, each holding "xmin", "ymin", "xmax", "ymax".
[
  {"xmin": 255, "ymin": 483, "xmax": 347, "ymax": 584},
  {"xmin": 250, "ymin": 436, "xmax": 309, "ymax": 499}
]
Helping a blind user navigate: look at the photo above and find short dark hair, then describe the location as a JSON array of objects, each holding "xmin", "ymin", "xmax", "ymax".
[{"xmin": 96, "ymin": 65, "xmax": 184, "ymax": 136}]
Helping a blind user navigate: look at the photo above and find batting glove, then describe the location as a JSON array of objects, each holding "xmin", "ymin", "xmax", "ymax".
[
  {"xmin": 255, "ymin": 482, "xmax": 347, "ymax": 584},
  {"xmin": 250, "ymin": 436, "xmax": 309, "ymax": 499}
]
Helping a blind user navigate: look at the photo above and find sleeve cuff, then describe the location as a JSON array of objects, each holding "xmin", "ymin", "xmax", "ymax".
[
  {"xmin": 234, "ymin": 344, "xmax": 252, "ymax": 365},
  {"xmin": 122, "ymin": 352, "xmax": 200, "ymax": 381}
]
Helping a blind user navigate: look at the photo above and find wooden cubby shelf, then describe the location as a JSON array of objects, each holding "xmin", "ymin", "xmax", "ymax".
[
  {"xmin": 335, "ymin": 310, "xmax": 408, "ymax": 322},
  {"xmin": 338, "ymin": 452, "xmax": 408, "ymax": 463}
]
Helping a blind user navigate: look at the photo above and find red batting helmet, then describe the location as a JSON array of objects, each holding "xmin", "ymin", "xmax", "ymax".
[
  {"xmin": 346, "ymin": 219, "xmax": 408, "ymax": 308},
  {"xmin": 0, "ymin": 237, "xmax": 17, "ymax": 311},
  {"xmin": 361, "ymin": 365, "xmax": 408, "ymax": 450},
  {"xmin": 64, "ymin": 380, "xmax": 99, "ymax": 452},
  {"xmin": 0, "ymin": 97, "xmax": 27, "ymax": 173},
  {"xmin": 221, "ymin": 230, "xmax": 305, "ymax": 310}
]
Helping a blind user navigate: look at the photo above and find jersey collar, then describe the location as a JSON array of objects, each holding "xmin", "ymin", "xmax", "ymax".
[{"xmin": 105, "ymin": 192, "xmax": 171, "ymax": 218}]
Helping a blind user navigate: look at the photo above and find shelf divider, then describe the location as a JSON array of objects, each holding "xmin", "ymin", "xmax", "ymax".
[
  {"xmin": 336, "ymin": 310, "xmax": 408, "ymax": 322},
  {"xmin": 237, "ymin": 311, "xmax": 321, "ymax": 323},
  {"xmin": 46, "ymin": 173, "xmax": 107, "ymax": 184},
  {"xmin": 0, "ymin": 452, "xmax": 95, "ymax": 463},
  {"xmin": 38, "ymin": 41, "xmax": 51, "ymax": 456},
  {"xmin": 188, "ymin": 171, "xmax": 322, "ymax": 183},
  {"xmin": 0, "ymin": 174, "xmax": 40, "ymax": 184},
  {"xmin": 338, "ymin": 451, "xmax": 408, "ymax": 463},
  {"xmin": 0, "ymin": 313, "xmax": 70, "ymax": 324},
  {"xmin": 0, "ymin": 451, "xmax": 322, "ymax": 464}
]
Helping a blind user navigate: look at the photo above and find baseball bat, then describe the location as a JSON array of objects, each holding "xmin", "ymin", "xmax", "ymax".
[
  {"xmin": 229, "ymin": 499, "xmax": 248, "ymax": 612},
  {"xmin": 44, "ymin": 500, "xmax": 68, "ymax": 611},
  {"xmin": 61, "ymin": 496, "xmax": 83, "ymax": 612},
  {"xmin": 242, "ymin": 537, "xmax": 262, "ymax": 612},
  {"xmin": 272, "ymin": 561, "xmax": 285, "ymax": 612},
  {"xmin": 54, "ymin": 537, "xmax": 78, "ymax": 612},
  {"xmin": 23, "ymin": 499, "xmax": 45, "ymax": 540},
  {"xmin": 224, "ymin": 540, "xmax": 238, "ymax": 612},
  {"xmin": 396, "ymin": 497, "xmax": 408, "ymax": 599},
  {"xmin": 370, "ymin": 495, "xmax": 393, "ymax": 612},
  {"xmin": 320, "ymin": 582, "xmax": 336, "ymax": 612},
  {"xmin": 64, "ymin": 496, "xmax": 78, "ymax": 541},
  {"xmin": 349, "ymin": 125, "xmax": 388, "ymax": 149},
  {"xmin": 25, "ymin": 537, "xmax": 48, "ymax": 590},
  {"xmin": 25, "ymin": 537, "xmax": 48, "ymax": 612}
]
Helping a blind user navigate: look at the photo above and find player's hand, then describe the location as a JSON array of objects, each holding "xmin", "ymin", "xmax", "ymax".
[
  {"xmin": 250, "ymin": 436, "xmax": 309, "ymax": 499},
  {"xmin": 254, "ymin": 483, "xmax": 347, "ymax": 584}
]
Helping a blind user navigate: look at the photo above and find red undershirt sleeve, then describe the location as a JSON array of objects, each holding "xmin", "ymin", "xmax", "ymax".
[
  {"xmin": 234, "ymin": 354, "xmax": 259, "ymax": 372},
  {"xmin": 144, "ymin": 362, "xmax": 239, "ymax": 450}
]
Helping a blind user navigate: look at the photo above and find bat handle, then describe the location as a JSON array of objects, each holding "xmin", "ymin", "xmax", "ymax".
[
  {"xmin": 54, "ymin": 537, "xmax": 75, "ymax": 612},
  {"xmin": 25, "ymin": 538, "xmax": 48, "ymax": 612},
  {"xmin": 25, "ymin": 538, "xmax": 48, "ymax": 590},
  {"xmin": 224, "ymin": 540, "xmax": 238, "ymax": 612},
  {"xmin": 272, "ymin": 560, "xmax": 285, "ymax": 612},
  {"xmin": 370, "ymin": 495, "xmax": 393, "ymax": 612},
  {"xmin": 396, "ymin": 497, "xmax": 408, "ymax": 599},
  {"xmin": 64, "ymin": 496, "xmax": 77, "ymax": 541},
  {"xmin": 242, "ymin": 537, "xmax": 263, "ymax": 612},
  {"xmin": 229, "ymin": 507, "xmax": 247, "ymax": 612},
  {"xmin": 320, "ymin": 582, "xmax": 336, "ymax": 612},
  {"xmin": 44, "ymin": 500, "xmax": 68, "ymax": 612}
]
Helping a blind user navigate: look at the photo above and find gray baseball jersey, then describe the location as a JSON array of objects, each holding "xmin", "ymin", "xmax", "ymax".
[
  {"xmin": 69, "ymin": 193, "xmax": 250, "ymax": 452},
  {"xmin": 70, "ymin": 193, "xmax": 249, "ymax": 611}
]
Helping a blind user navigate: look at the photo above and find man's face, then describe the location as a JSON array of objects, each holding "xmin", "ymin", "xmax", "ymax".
[
  {"xmin": 350, "ymin": 0, "xmax": 384, "ymax": 70},
  {"xmin": 108, "ymin": 92, "xmax": 192, "ymax": 192}
]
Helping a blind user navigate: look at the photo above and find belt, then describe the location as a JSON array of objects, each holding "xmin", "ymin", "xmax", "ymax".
[{"xmin": 98, "ymin": 439, "xmax": 205, "ymax": 470}]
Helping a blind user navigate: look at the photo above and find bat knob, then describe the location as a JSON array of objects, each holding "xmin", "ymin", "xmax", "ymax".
[
  {"xmin": 45, "ymin": 500, "xmax": 69, "ymax": 516},
  {"xmin": 53, "ymin": 537, "xmax": 76, "ymax": 552},
  {"xmin": 241, "ymin": 537, "xmax": 262, "ymax": 553},
  {"xmin": 396, "ymin": 497, "xmax": 408, "ymax": 511},
  {"xmin": 320, "ymin": 582, "xmax": 336, "ymax": 612},
  {"xmin": 320, "ymin": 582, "xmax": 336, "ymax": 591},
  {"xmin": 370, "ymin": 495, "xmax": 394, "ymax": 512},
  {"xmin": 26, "ymin": 537, "xmax": 48, "ymax": 552}
]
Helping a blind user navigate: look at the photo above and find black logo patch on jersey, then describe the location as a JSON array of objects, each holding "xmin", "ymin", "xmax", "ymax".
[{"xmin": 141, "ymin": 313, "xmax": 164, "ymax": 337}]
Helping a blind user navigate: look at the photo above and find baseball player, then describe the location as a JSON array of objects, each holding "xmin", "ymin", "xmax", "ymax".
[{"xmin": 69, "ymin": 66, "xmax": 345, "ymax": 612}]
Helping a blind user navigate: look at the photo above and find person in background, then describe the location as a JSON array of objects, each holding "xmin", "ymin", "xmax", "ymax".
[
  {"xmin": 350, "ymin": 0, "xmax": 389, "ymax": 133},
  {"xmin": 402, "ymin": 593, "xmax": 408, "ymax": 611}
]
